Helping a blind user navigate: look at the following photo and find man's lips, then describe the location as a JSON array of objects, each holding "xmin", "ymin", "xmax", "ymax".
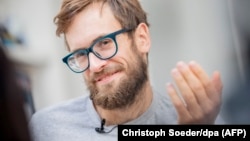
[{"xmin": 94, "ymin": 71, "xmax": 120, "ymax": 83}]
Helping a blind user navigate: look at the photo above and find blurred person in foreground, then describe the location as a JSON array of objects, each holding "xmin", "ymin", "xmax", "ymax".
[
  {"xmin": 29, "ymin": 0, "xmax": 224, "ymax": 140},
  {"xmin": 0, "ymin": 45, "xmax": 32, "ymax": 141}
]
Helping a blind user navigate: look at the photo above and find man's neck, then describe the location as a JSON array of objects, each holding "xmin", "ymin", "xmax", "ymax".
[{"xmin": 95, "ymin": 81, "xmax": 153, "ymax": 126}]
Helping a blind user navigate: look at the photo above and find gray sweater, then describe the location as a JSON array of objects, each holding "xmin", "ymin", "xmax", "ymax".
[{"xmin": 29, "ymin": 90, "xmax": 224, "ymax": 141}]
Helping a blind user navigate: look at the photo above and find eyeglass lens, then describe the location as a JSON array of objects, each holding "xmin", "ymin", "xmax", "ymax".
[{"xmin": 67, "ymin": 37, "xmax": 117, "ymax": 72}]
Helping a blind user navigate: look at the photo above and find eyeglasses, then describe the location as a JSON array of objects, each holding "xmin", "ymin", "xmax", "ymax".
[{"xmin": 62, "ymin": 28, "xmax": 132, "ymax": 73}]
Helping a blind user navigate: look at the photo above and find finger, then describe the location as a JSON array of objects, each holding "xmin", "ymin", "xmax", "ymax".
[
  {"xmin": 212, "ymin": 71, "xmax": 223, "ymax": 93},
  {"xmin": 166, "ymin": 83, "xmax": 192, "ymax": 122},
  {"xmin": 211, "ymin": 71, "xmax": 223, "ymax": 103},
  {"xmin": 188, "ymin": 61, "xmax": 220, "ymax": 101},
  {"xmin": 171, "ymin": 68, "xmax": 203, "ymax": 117},
  {"xmin": 176, "ymin": 61, "xmax": 210, "ymax": 108}
]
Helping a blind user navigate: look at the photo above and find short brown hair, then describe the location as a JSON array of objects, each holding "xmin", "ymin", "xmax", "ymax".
[{"xmin": 54, "ymin": 0, "xmax": 149, "ymax": 37}]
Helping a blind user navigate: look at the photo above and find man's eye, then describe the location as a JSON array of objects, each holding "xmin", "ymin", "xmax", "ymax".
[
  {"xmin": 96, "ymin": 38, "xmax": 112, "ymax": 48},
  {"xmin": 78, "ymin": 51, "xmax": 86, "ymax": 56},
  {"xmin": 102, "ymin": 40, "xmax": 111, "ymax": 45},
  {"xmin": 74, "ymin": 50, "xmax": 88, "ymax": 59}
]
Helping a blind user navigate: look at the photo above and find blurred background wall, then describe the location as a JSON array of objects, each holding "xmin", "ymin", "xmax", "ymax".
[{"xmin": 0, "ymin": 0, "xmax": 249, "ymax": 124}]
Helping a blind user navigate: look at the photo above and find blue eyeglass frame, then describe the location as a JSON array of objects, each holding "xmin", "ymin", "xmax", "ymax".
[{"xmin": 62, "ymin": 28, "xmax": 132, "ymax": 73}]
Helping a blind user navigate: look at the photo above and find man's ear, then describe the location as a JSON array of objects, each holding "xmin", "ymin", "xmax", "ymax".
[{"xmin": 134, "ymin": 23, "xmax": 151, "ymax": 53}]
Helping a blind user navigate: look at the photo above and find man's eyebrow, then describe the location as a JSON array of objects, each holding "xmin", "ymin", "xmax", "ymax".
[{"xmin": 71, "ymin": 33, "xmax": 107, "ymax": 52}]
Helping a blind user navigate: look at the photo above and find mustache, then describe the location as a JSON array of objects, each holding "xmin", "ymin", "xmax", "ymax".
[{"xmin": 89, "ymin": 64, "xmax": 125, "ymax": 83}]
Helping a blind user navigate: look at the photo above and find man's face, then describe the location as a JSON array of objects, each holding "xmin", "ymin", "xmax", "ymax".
[{"xmin": 66, "ymin": 3, "xmax": 148, "ymax": 109}]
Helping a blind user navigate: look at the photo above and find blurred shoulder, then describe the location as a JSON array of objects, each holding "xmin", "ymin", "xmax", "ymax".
[{"xmin": 29, "ymin": 95, "xmax": 89, "ymax": 123}]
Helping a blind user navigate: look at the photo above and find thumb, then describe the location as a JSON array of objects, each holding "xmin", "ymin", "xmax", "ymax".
[{"xmin": 212, "ymin": 71, "xmax": 223, "ymax": 94}]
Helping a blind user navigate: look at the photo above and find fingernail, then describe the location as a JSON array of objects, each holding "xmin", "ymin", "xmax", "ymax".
[
  {"xmin": 166, "ymin": 83, "xmax": 174, "ymax": 92},
  {"xmin": 177, "ymin": 61, "xmax": 187, "ymax": 70},
  {"xmin": 189, "ymin": 60, "xmax": 196, "ymax": 66},
  {"xmin": 171, "ymin": 68, "xmax": 180, "ymax": 76}
]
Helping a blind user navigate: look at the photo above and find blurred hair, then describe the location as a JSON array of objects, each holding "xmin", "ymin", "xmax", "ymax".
[{"xmin": 0, "ymin": 46, "xmax": 32, "ymax": 141}]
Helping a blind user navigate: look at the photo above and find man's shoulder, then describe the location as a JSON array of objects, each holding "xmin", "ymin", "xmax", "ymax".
[
  {"xmin": 30, "ymin": 95, "xmax": 89, "ymax": 123},
  {"xmin": 153, "ymin": 89, "xmax": 174, "ymax": 107},
  {"xmin": 28, "ymin": 95, "xmax": 102, "ymax": 140}
]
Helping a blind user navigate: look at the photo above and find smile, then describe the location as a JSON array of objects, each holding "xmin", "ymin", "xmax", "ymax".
[{"xmin": 95, "ymin": 71, "xmax": 122, "ymax": 85}]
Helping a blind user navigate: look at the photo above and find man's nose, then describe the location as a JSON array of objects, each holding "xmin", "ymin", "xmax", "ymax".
[{"xmin": 88, "ymin": 53, "xmax": 107, "ymax": 72}]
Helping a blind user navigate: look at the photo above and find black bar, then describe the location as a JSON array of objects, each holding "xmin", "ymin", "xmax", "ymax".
[{"xmin": 118, "ymin": 125, "xmax": 250, "ymax": 141}]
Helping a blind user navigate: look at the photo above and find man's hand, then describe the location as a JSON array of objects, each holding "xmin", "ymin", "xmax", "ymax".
[{"xmin": 166, "ymin": 61, "xmax": 223, "ymax": 124}]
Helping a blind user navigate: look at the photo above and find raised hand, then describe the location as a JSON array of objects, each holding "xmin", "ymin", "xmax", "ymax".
[{"xmin": 166, "ymin": 61, "xmax": 223, "ymax": 124}]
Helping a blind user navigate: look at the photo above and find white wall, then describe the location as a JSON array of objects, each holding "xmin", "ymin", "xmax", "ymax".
[
  {"xmin": 0, "ymin": 0, "xmax": 86, "ymax": 111},
  {"xmin": 142, "ymin": 0, "xmax": 245, "ymax": 123}
]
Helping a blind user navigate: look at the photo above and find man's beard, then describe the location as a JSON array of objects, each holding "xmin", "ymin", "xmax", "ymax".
[{"xmin": 85, "ymin": 47, "xmax": 148, "ymax": 110}]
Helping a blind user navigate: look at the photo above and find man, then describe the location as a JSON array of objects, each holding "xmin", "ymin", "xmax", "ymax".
[{"xmin": 29, "ymin": 0, "xmax": 224, "ymax": 140}]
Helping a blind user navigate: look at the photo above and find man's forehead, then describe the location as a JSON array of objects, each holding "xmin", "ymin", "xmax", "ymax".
[{"xmin": 65, "ymin": 3, "xmax": 121, "ymax": 52}]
